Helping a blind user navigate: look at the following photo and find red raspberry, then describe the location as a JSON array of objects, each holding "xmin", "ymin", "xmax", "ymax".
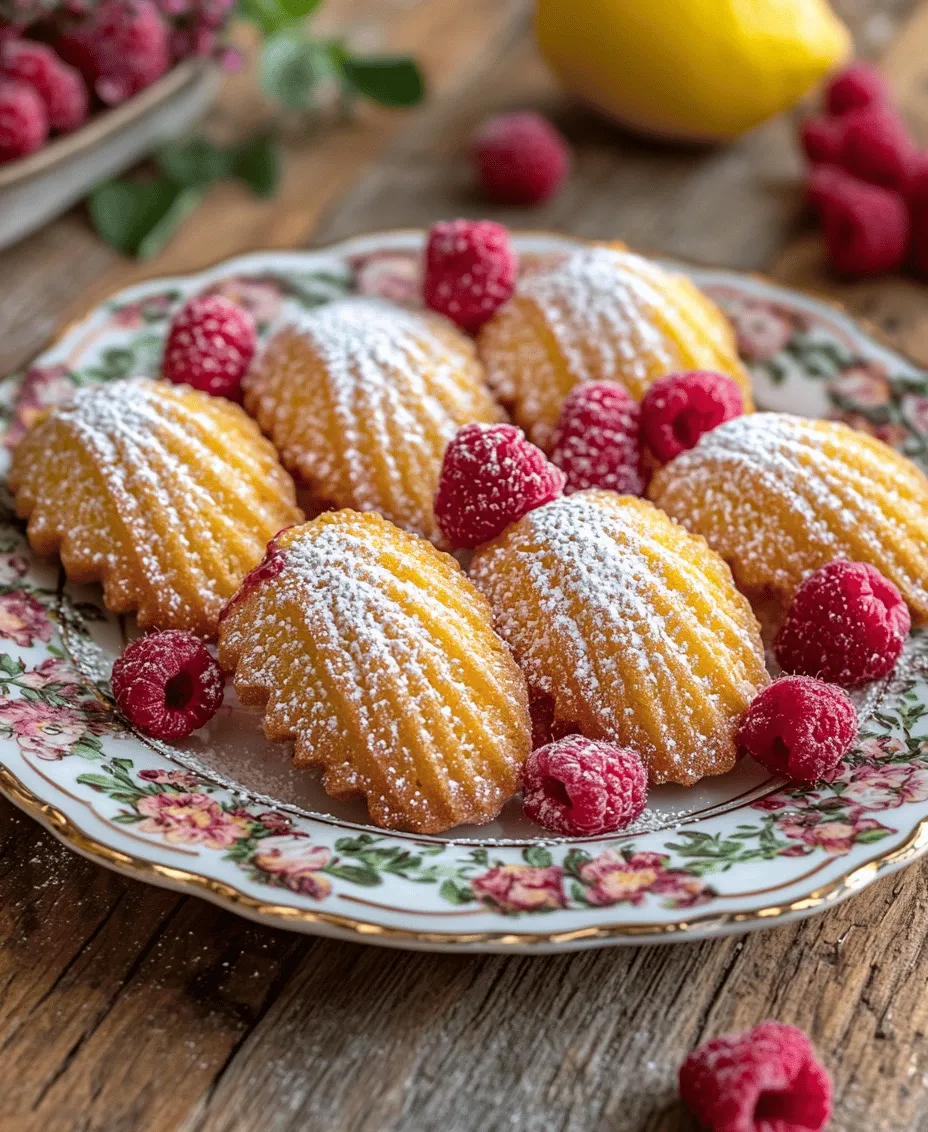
[
  {"xmin": 472, "ymin": 111, "xmax": 570, "ymax": 206},
  {"xmin": 1, "ymin": 40, "xmax": 88, "ymax": 133},
  {"xmin": 56, "ymin": 0, "xmax": 169, "ymax": 106},
  {"xmin": 548, "ymin": 381, "xmax": 646, "ymax": 496},
  {"xmin": 640, "ymin": 371, "xmax": 744, "ymax": 464},
  {"xmin": 522, "ymin": 736, "xmax": 647, "ymax": 836},
  {"xmin": 774, "ymin": 561, "xmax": 910, "ymax": 686},
  {"xmin": 799, "ymin": 116, "xmax": 845, "ymax": 165},
  {"xmin": 111, "ymin": 630, "xmax": 224, "ymax": 740},
  {"xmin": 826, "ymin": 61, "xmax": 889, "ymax": 116},
  {"xmin": 805, "ymin": 163, "xmax": 847, "ymax": 213},
  {"xmin": 434, "ymin": 422, "xmax": 565, "ymax": 548},
  {"xmin": 0, "ymin": 77, "xmax": 46, "ymax": 161},
  {"xmin": 218, "ymin": 527, "xmax": 292, "ymax": 624},
  {"xmin": 838, "ymin": 106, "xmax": 916, "ymax": 190},
  {"xmin": 815, "ymin": 171, "xmax": 909, "ymax": 276},
  {"xmin": 679, "ymin": 1020, "xmax": 832, "ymax": 1132},
  {"xmin": 737, "ymin": 676, "xmax": 857, "ymax": 783},
  {"xmin": 423, "ymin": 219, "xmax": 518, "ymax": 333},
  {"xmin": 162, "ymin": 294, "xmax": 257, "ymax": 399},
  {"xmin": 907, "ymin": 155, "xmax": 928, "ymax": 277}
]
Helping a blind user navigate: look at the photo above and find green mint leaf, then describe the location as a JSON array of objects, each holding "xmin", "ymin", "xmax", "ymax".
[
  {"xmin": 341, "ymin": 55, "xmax": 425, "ymax": 107},
  {"xmin": 279, "ymin": 0, "xmax": 324, "ymax": 20},
  {"xmin": 88, "ymin": 179, "xmax": 183, "ymax": 256},
  {"xmin": 135, "ymin": 186, "xmax": 204, "ymax": 260},
  {"xmin": 232, "ymin": 135, "xmax": 281, "ymax": 198},
  {"xmin": 156, "ymin": 137, "xmax": 231, "ymax": 187},
  {"xmin": 238, "ymin": 0, "xmax": 289, "ymax": 36},
  {"xmin": 261, "ymin": 33, "xmax": 328, "ymax": 110}
]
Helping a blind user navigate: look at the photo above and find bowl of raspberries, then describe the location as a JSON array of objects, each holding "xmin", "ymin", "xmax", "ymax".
[{"xmin": 0, "ymin": 0, "xmax": 224, "ymax": 249}]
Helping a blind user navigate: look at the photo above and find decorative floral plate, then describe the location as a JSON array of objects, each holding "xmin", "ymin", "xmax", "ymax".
[{"xmin": 3, "ymin": 231, "xmax": 928, "ymax": 954}]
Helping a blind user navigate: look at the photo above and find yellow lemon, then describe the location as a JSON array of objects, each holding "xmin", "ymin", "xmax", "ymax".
[{"xmin": 535, "ymin": 0, "xmax": 852, "ymax": 142}]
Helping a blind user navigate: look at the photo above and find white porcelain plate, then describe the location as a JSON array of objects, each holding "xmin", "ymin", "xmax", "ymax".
[{"xmin": 3, "ymin": 231, "xmax": 928, "ymax": 954}]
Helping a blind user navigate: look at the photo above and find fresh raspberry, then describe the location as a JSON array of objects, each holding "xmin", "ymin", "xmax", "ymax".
[
  {"xmin": 640, "ymin": 371, "xmax": 744, "ymax": 464},
  {"xmin": 825, "ymin": 61, "xmax": 889, "ymax": 117},
  {"xmin": 472, "ymin": 111, "xmax": 570, "ymax": 206},
  {"xmin": 522, "ymin": 736, "xmax": 647, "ymax": 836},
  {"xmin": 805, "ymin": 163, "xmax": 847, "ymax": 213},
  {"xmin": 774, "ymin": 561, "xmax": 910, "ymax": 686},
  {"xmin": 56, "ymin": 0, "xmax": 169, "ymax": 106},
  {"xmin": 423, "ymin": 219, "xmax": 518, "ymax": 333},
  {"xmin": 162, "ymin": 293, "xmax": 257, "ymax": 399},
  {"xmin": 838, "ymin": 106, "xmax": 916, "ymax": 190},
  {"xmin": 434, "ymin": 423, "xmax": 565, "ymax": 548},
  {"xmin": 815, "ymin": 172, "xmax": 909, "ymax": 276},
  {"xmin": 111, "ymin": 630, "xmax": 224, "ymax": 740},
  {"xmin": 907, "ymin": 155, "xmax": 928, "ymax": 277},
  {"xmin": 218, "ymin": 527, "xmax": 292, "ymax": 624},
  {"xmin": 799, "ymin": 115, "xmax": 845, "ymax": 165},
  {"xmin": 737, "ymin": 677, "xmax": 857, "ymax": 783},
  {"xmin": 548, "ymin": 381, "xmax": 647, "ymax": 496},
  {"xmin": 0, "ymin": 77, "xmax": 46, "ymax": 161},
  {"xmin": 679, "ymin": 1020, "xmax": 832, "ymax": 1132},
  {"xmin": 1, "ymin": 40, "xmax": 88, "ymax": 133}
]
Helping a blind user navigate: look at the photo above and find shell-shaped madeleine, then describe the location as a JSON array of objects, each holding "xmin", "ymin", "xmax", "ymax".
[
  {"xmin": 649, "ymin": 413, "xmax": 928, "ymax": 622},
  {"xmin": 8, "ymin": 378, "xmax": 303, "ymax": 637},
  {"xmin": 218, "ymin": 511, "xmax": 532, "ymax": 834},
  {"xmin": 477, "ymin": 244, "xmax": 753, "ymax": 448},
  {"xmin": 470, "ymin": 491, "xmax": 768, "ymax": 786},
  {"xmin": 244, "ymin": 297, "xmax": 504, "ymax": 546}
]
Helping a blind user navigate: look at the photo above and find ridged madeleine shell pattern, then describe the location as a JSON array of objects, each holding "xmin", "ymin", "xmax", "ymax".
[
  {"xmin": 244, "ymin": 297, "xmax": 504, "ymax": 546},
  {"xmin": 477, "ymin": 244, "xmax": 753, "ymax": 449},
  {"xmin": 470, "ymin": 491, "xmax": 768, "ymax": 786},
  {"xmin": 649, "ymin": 413, "xmax": 928, "ymax": 622},
  {"xmin": 218, "ymin": 511, "xmax": 532, "ymax": 834},
  {"xmin": 8, "ymin": 378, "xmax": 303, "ymax": 637}
]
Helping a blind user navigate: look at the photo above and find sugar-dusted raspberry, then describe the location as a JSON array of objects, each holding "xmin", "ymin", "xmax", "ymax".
[
  {"xmin": 522, "ymin": 735, "xmax": 647, "ymax": 836},
  {"xmin": 839, "ymin": 106, "xmax": 916, "ymax": 190},
  {"xmin": 1, "ymin": 39, "xmax": 88, "ymax": 133},
  {"xmin": 815, "ymin": 171, "xmax": 909, "ymax": 276},
  {"xmin": 737, "ymin": 676, "xmax": 857, "ymax": 783},
  {"xmin": 826, "ymin": 61, "xmax": 889, "ymax": 117},
  {"xmin": 548, "ymin": 381, "xmax": 646, "ymax": 496},
  {"xmin": 472, "ymin": 111, "xmax": 570, "ymax": 206},
  {"xmin": 434, "ymin": 422, "xmax": 565, "ymax": 548},
  {"xmin": 162, "ymin": 293, "xmax": 257, "ymax": 399},
  {"xmin": 111, "ymin": 630, "xmax": 224, "ymax": 740},
  {"xmin": 56, "ymin": 0, "xmax": 169, "ymax": 106},
  {"xmin": 775, "ymin": 561, "xmax": 910, "ymax": 686},
  {"xmin": 799, "ymin": 116, "xmax": 845, "ymax": 165},
  {"xmin": 0, "ymin": 76, "xmax": 46, "ymax": 161},
  {"xmin": 679, "ymin": 1020, "xmax": 832, "ymax": 1132},
  {"xmin": 423, "ymin": 219, "xmax": 518, "ymax": 333},
  {"xmin": 218, "ymin": 527, "xmax": 292, "ymax": 624},
  {"xmin": 640, "ymin": 371, "xmax": 744, "ymax": 464}
]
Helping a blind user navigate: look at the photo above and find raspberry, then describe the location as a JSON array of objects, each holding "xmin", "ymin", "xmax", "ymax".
[
  {"xmin": 111, "ymin": 630, "xmax": 224, "ymax": 741},
  {"xmin": 825, "ymin": 61, "xmax": 889, "ymax": 117},
  {"xmin": 56, "ymin": 0, "xmax": 169, "ymax": 106},
  {"xmin": 774, "ymin": 561, "xmax": 910, "ymax": 686},
  {"xmin": 839, "ymin": 106, "xmax": 916, "ymax": 190},
  {"xmin": 805, "ymin": 163, "xmax": 847, "ymax": 213},
  {"xmin": 640, "ymin": 371, "xmax": 744, "ymax": 464},
  {"xmin": 218, "ymin": 527, "xmax": 292, "ymax": 624},
  {"xmin": 907, "ymin": 155, "xmax": 928, "ymax": 277},
  {"xmin": 522, "ymin": 736, "xmax": 647, "ymax": 836},
  {"xmin": 162, "ymin": 294, "xmax": 257, "ymax": 399},
  {"xmin": 548, "ymin": 381, "xmax": 646, "ymax": 496},
  {"xmin": 679, "ymin": 1020, "xmax": 832, "ymax": 1132},
  {"xmin": 1, "ymin": 40, "xmax": 88, "ymax": 133},
  {"xmin": 423, "ymin": 219, "xmax": 518, "ymax": 333},
  {"xmin": 434, "ymin": 423, "xmax": 565, "ymax": 548},
  {"xmin": 799, "ymin": 116, "xmax": 845, "ymax": 165},
  {"xmin": 472, "ymin": 111, "xmax": 570, "ymax": 206},
  {"xmin": 737, "ymin": 677, "xmax": 858, "ymax": 783},
  {"xmin": 0, "ymin": 77, "xmax": 46, "ymax": 161},
  {"xmin": 816, "ymin": 172, "xmax": 909, "ymax": 276}
]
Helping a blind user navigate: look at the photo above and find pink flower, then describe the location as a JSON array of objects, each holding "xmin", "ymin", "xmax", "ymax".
[
  {"xmin": 6, "ymin": 364, "xmax": 75, "ymax": 450},
  {"xmin": 842, "ymin": 764, "xmax": 928, "ymax": 810},
  {"xmin": 351, "ymin": 253, "xmax": 422, "ymax": 305},
  {"xmin": 138, "ymin": 768, "xmax": 204, "ymax": 788},
  {"xmin": 253, "ymin": 835, "xmax": 332, "ymax": 899},
  {"xmin": 727, "ymin": 300, "xmax": 796, "ymax": 362},
  {"xmin": 0, "ymin": 555, "xmax": 28, "ymax": 585},
  {"xmin": 0, "ymin": 698, "xmax": 94, "ymax": 760},
  {"xmin": 856, "ymin": 736, "xmax": 906, "ymax": 762},
  {"xmin": 136, "ymin": 793, "xmax": 252, "ymax": 848},
  {"xmin": 837, "ymin": 411, "xmax": 908, "ymax": 450},
  {"xmin": 18, "ymin": 656, "xmax": 85, "ymax": 698},
  {"xmin": 207, "ymin": 276, "xmax": 283, "ymax": 326},
  {"xmin": 902, "ymin": 394, "xmax": 928, "ymax": 436},
  {"xmin": 111, "ymin": 292, "xmax": 174, "ymax": 328},
  {"xmin": 471, "ymin": 864, "xmax": 566, "ymax": 913},
  {"xmin": 577, "ymin": 849, "xmax": 710, "ymax": 909},
  {"xmin": 0, "ymin": 591, "xmax": 52, "ymax": 648},
  {"xmin": 775, "ymin": 809, "xmax": 891, "ymax": 854},
  {"xmin": 257, "ymin": 810, "xmax": 292, "ymax": 834},
  {"xmin": 828, "ymin": 363, "xmax": 891, "ymax": 408}
]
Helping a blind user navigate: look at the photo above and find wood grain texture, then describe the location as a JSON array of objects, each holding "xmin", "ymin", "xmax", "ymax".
[{"xmin": 3, "ymin": 1, "xmax": 928, "ymax": 1130}]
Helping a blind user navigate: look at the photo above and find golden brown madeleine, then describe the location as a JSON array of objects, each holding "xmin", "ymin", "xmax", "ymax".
[
  {"xmin": 470, "ymin": 491, "xmax": 768, "ymax": 786},
  {"xmin": 218, "ymin": 511, "xmax": 532, "ymax": 834},
  {"xmin": 477, "ymin": 243, "xmax": 753, "ymax": 448},
  {"xmin": 244, "ymin": 297, "xmax": 504, "ymax": 546},
  {"xmin": 9, "ymin": 378, "xmax": 303, "ymax": 637},
  {"xmin": 649, "ymin": 413, "xmax": 928, "ymax": 622}
]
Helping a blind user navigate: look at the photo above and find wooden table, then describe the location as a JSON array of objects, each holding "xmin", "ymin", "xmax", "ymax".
[{"xmin": 3, "ymin": 2, "xmax": 928, "ymax": 1128}]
